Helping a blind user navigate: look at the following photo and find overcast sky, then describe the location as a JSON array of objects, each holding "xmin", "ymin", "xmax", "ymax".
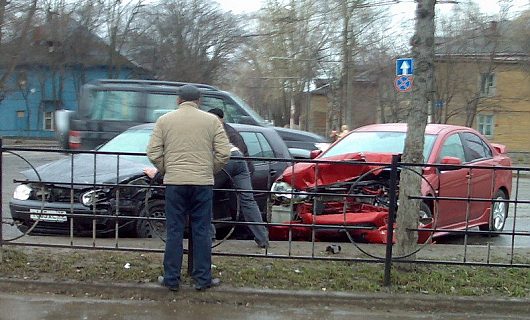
[{"xmin": 217, "ymin": 0, "xmax": 530, "ymax": 17}]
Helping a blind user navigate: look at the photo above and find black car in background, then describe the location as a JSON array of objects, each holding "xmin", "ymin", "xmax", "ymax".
[
  {"xmin": 11, "ymin": 123, "xmax": 291, "ymax": 238},
  {"xmin": 58, "ymin": 79, "xmax": 328, "ymax": 156}
]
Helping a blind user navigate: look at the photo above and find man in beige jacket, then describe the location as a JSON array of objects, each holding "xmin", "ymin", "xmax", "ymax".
[{"xmin": 146, "ymin": 84, "xmax": 230, "ymax": 291}]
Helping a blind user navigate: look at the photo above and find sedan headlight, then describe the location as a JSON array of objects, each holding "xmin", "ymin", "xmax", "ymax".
[
  {"xmin": 13, "ymin": 184, "xmax": 32, "ymax": 200},
  {"xmin": 81, "ymin": 189, "xmax": 108, "ymax": 206},
  {"xmin": 271, "ymin": 181, "xmax": 307, "ymax": 205},
  {"xmin": 271, "ymin": 181, "xmax": 294, "ymax": 196}
]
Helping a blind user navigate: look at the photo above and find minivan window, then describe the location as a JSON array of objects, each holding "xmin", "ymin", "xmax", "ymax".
[
  {"xmin": 227, "ymin": 92, "xmax": 270, "ymax": 126},
  {"xmin": 146, "ymin": 92, "xmax": 178, "ymax": 122},
  {"xmin": 88, "ymin": 90, "xmax": 142, "ymax": 121}
]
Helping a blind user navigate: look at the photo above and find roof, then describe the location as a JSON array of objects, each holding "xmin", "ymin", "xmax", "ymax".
[
  {"xmin": 128, "ymin": 122, "xmax": 276, "ymax": 134},
  {"xmin": 353, "ymin": 123, "xmax": 476, "ymax": 135},
  {"xmin": 0, "ymin": 16, "xmax": 141, "ymax": 68},
  {"xmin": 87, "ymin": 79, "xmax": 219, "ymax": 92},
  {"xmin": 434, "ymin": 18, "xmax": 529, "ymax": 63}
]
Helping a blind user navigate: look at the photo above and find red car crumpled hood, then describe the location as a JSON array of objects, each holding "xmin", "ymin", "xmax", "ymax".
[{"xmin": 279, "ymin": 152, "xmax": 395, "ymax": 190}]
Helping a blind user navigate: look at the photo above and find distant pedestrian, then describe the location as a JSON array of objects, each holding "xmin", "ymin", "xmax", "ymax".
[
  {"xmin": 329, "ymin": 129, "xmax": 339, "ymax": 142},
  {"xmin": 208, "ymin": 108, "xmax": 269, "ymax": 249},
  {"xmin": 146, "ymin": 84, "xmax": 231, "ymax": 291}
]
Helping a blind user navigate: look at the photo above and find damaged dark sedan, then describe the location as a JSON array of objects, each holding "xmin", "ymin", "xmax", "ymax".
[{"xmin": 10, "ymin": 123, "xmax": 290, "ymax": 238}]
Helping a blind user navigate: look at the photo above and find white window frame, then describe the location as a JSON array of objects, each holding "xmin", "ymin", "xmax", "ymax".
[
  {"xmin": 477, "ymin": 114, "xmax": 494, "ymax": 137},
  {"xmin": 43, "ymin": 111, "xmax": 54, "ymax": 131},
  {"xmin": 480, "ymin": 73, "xmax": 496, "ymax": 97}
]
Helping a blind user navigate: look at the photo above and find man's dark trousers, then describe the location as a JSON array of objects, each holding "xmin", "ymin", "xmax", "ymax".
[
  {"xmin": 163, "ymin": 185, "xmax": 213, "ymax": 288},
  {"xmin": 215, "ymin": 150, "xmax": 269, "ymax": 247}
]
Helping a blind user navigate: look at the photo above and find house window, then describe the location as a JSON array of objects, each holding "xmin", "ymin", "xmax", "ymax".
[
  {"xmin": 477, "ymin": 114, "xmax": 494, "ymax": 137},
  {"xmin": 480, "ymin": 73, "xmax": 496, "ymax": 97},
  {"xmin": 44, "ymin": 111, "xmax": 54, "ymax": 131}
]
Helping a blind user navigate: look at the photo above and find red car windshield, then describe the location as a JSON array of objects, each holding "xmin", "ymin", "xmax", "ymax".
[{"xmin": 322, "ymin": 131, "xmax": 437, "ymax": 161}]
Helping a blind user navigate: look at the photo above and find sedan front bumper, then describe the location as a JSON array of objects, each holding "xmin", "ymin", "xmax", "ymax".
[{"xmin": 9, "ymin": 199, "xmax": 122, "ymax": 236}]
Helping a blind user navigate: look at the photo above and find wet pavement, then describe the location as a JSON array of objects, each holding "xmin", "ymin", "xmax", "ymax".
[
  {"xmin": 1, "ymin": 277, "xmax": 529, "ymax": 320},
  {"xmin": 1, "ymin": 290, "xmax": 528, "ymax": 320}
]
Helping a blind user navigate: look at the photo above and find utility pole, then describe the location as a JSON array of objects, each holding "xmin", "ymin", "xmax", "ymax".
[{"xmin": 395, "ymin": 0, "xmax": 436, "ymax": 260}]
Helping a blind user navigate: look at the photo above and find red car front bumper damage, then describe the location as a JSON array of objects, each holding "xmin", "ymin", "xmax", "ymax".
[
  {"xmin": 269, "ymin": 202, "xmax": 431, "ymax": 244},
  {"xmin": 269, "ymin": 202, "xmax": 393, "ymax": 243}
]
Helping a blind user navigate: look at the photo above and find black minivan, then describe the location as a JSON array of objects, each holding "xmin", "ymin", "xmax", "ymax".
[{"xmin": 57, "ymin": 79, "xmax": 329, "ymax": 153}]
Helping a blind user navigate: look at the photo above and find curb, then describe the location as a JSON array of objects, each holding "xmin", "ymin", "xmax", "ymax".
[{"xmin": 1, "ymin": 278, "xmax": 529, "ymax": 316}]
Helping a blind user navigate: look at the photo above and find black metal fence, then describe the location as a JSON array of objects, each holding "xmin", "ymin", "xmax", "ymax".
[{"xmin": 1, "ymin": 141, "xmax": 529, "ymax": 287}]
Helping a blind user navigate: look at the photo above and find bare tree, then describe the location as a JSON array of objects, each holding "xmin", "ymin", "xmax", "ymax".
[
  {"xmin": 395, "ymin": 0, "xmax": 435, "ymax": 259},
  {"xmin": 127, "ymin": 0, "xmax": 244, "ymax": 84},
  {"xmin": 432, "ymin": 3, "xmax": 529, "ymax": 126},
  {"xmin": 103, "ymin": 0, "xmax": 144, "ymax": 78},
  {"xmin": 328, "ymin": 0, "xmax": 389, "ymax": 130},
  {"xmin": 0, "ymin": 0, "xmax": 38, "ymax": 103},
  {"xmin": 232, "ymin": 0, "xmax": 331, "ymax": 128}
]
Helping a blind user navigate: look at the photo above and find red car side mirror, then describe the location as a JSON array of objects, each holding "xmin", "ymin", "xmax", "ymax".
[
  {"xmin": 309, "ymin": 149, "xmax": 322, "ymax": 159},
  {"xmin": 439, "ymin": 156, "xmax": 462, "ymax": 171}
]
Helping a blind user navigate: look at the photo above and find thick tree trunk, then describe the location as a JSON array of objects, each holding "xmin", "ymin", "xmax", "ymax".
[{"xmin": 395, "ymin": 0, "xmax": 435, "ymax": 259}]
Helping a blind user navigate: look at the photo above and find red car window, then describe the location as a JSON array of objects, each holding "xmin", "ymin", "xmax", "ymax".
[{"xmin": 460, "ymin": 132, "xmax": 493, "ymax": 162}]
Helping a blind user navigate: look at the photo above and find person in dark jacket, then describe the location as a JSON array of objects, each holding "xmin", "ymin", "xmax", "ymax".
[
  {"xmin": 208, "ymin": 108, "xmax": 269, "ymax": 248},
  {"xmin": 207, "ymin": 108, "xmax": 253, "ymax": 174}
]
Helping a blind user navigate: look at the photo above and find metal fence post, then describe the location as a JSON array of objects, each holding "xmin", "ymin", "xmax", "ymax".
[
  {"xmin": 0, "ymin": 138, "xmax": 3, "ymax": 262},
  {"xmin": 383, "ymin": 154, "xmax": 400, "ymax": 287}
]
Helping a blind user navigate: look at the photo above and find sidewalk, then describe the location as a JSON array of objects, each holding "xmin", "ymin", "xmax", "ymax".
[
  {"xmin": 0, "ymin": 276, "xmax": 529, "ymax": 319},
  {"xmin": 1, "ymin": 137, "xmax": 58, "ymax": 148}
]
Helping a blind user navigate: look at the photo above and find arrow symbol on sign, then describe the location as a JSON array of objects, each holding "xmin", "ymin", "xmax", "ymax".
[{"xmin": 400, "ymin": 61, "xmax": 410, "ymax": 75}]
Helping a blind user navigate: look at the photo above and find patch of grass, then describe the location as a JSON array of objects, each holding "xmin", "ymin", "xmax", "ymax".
[{"xmin": 1, "ymin": 248, "xmax": 528, "ymax": 297}]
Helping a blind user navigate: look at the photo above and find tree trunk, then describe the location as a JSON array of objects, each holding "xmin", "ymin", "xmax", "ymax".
[{"xmin": 395, "ymin": 0, "xmax": 435, "ymax": 260}]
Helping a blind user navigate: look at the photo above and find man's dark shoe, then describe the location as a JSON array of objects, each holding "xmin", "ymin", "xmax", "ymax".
[
  {"xmin": 257, "ymin": 242, "xmax": 269, "ymax": 249},
  {"xmin": 158, "ymin": 275, "xmax": 179, "ymax": 292},
  {"xmin": 194, "ymin": 278, "xmax": 221, "ymax": 291}
]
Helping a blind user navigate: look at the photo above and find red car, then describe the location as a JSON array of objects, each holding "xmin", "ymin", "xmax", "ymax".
[{"xmin": 269, "ymin": 123, "xmax": 512, "ymax": 243}]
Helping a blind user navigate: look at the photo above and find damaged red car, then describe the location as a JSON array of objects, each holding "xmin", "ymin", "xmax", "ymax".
[{"xmin": 269, "ymin": 123, "xmax": 512, "ymax": 243}]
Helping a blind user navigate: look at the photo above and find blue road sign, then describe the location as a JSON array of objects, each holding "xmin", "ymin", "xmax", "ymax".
[
  {"xmin": 394, "ymin": 75, "xmax": 413, "ymax": 93},
  {"xmin": 396, "ymin": 58, "xmax": 414, "ymax": 76}
]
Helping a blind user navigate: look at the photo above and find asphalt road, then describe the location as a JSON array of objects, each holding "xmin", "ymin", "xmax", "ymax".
[{"xmin": 2, "ymin": 149, "xmax": 530, "ymax": 247}]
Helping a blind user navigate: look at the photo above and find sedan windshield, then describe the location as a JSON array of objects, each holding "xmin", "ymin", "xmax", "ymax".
[
  {"xmin": 98, "ymin": 129, "xmax": 153, "ymax": 165},
  {"xmin": 322, "ymin": 131, "xmax": 436, "ymax": 161}
]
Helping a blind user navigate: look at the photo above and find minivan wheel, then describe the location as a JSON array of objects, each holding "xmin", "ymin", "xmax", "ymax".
[
  {"xmin": 479, "ymin": 190, "xmax": 508, "ymax": 234},
  {"xmin": 136, "ymin": 199, "xmax": 166, "ymax": 239}
]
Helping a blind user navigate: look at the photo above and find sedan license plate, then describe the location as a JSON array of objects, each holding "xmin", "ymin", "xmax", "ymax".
[{"xmin": 29, "ymin": 208, "xmax": 67, "ymax": 222}]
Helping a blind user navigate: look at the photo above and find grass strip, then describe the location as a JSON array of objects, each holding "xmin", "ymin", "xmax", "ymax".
[{"xmin": 1, "ymin": 248, "xmax": 528, "ymax": 297}]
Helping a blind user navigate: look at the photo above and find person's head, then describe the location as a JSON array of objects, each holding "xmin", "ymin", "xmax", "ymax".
[
  {"xmin": 208, "ymin": 108, "xmax": 224, "ymax": 122},
  {"xmin": 341, "ymin": 124, "xmax": 349, "ymax": 131},
  {"xmin": 178, "ymin": 84, "xmax": 201, "ymax": 104}
]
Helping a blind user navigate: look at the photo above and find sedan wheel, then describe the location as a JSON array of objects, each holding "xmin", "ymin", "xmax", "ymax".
[
  {"xmin": 479, "ymin": 190, "xmax": 508, "ymax": 234},
  {"xmin": 136, "ymin": 199, "xmax": 166, "ymax": 239},
  {"xmin": 418, "ymin": 202, "xmax": 433, "ymax": 226}
]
